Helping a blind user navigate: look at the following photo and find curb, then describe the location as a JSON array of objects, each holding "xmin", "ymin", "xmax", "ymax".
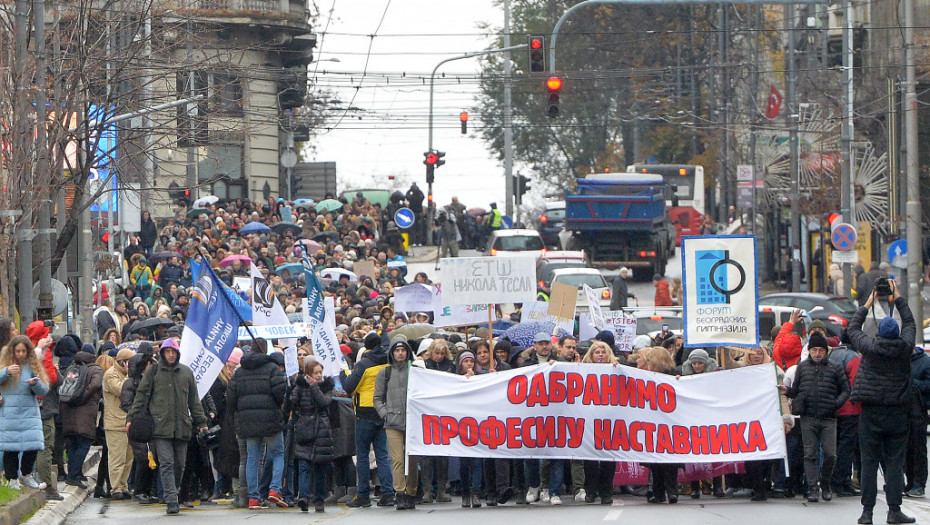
[
  {"xmin": 0, "ymin": 490, "xmax": 45, "ymax": 525},
  {"xmin": 24, "ymin": 448, "xmax": 101, "ymax": 525}
]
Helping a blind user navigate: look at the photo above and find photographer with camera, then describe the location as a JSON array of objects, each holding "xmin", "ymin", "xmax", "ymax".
[
  {"xmin": 847, "ymin": 279, "xmax": 917, "ymax": 524},
  {"xmin": 435, "ymin": 208, "xmax": 459, "ymax": 270},
  {"xmin": 860, "ymin": 275, "xmax": 903, "ymax": 339}
]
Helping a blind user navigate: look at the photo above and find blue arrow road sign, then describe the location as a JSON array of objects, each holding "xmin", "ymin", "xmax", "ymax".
[
  {"xmin": 889, "ymin": 239, "xmax": 907, "ymax": 268},
  {"xmin": 394, "ymin": 207, "xmax": 415, "ymax": 229}
]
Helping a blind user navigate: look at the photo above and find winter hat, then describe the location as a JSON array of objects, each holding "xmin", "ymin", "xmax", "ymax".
[
  {"xmin": 417, "ymin": 339, "xmax": 433, "ymax": 356},
  {"xmin": 534, "ymin": 332, "xmax": 550, "ymax": 343},
  {"xmin": 25, "ymin": 321, "xmax": 50, "ymax": 345},
  {"xmin": 228, "ymin": 348, "xmax": 243, "ymax": 365},
  {"xmin": 268, "ymin": 352, "xmax": 285, "ymax": 367},
  {"xmin": 807, "ymin": 331, "xmax": 829, "ymax": 350},
  {"xmin": 878, "ymin": 316, "xmax": 900, "ymax": 339},
  {"xmin": 808, "ymin": 319, "xmax": 827, "ymax": 333},
  {"xmin": 688, "ymin": 348, "xmax": 710, "ymax": 365},
  {"xmin": 81, "ymin": 343, "xmax": 96, "ymax": 355},
  {"xmin": 116, "ymin": 349, "xmax": 135, "ymax": 362},
  {"xmin": 340, "ymin": 344, "xmax": 353, "ymax": 355},
  {"xmin": 594, "ymin": 330, "xmax": 616, "ymax": 349},
  {"xmin": 101, "ymin": 340, "xmax": 117, "ymax": 356},
  {"xmin": 457, "ymin": 351, "xmax": 475, "ymax": 367},
  {"xmin": 364, "ymin": 331, "xmax": 382, "ymax": 350},
  {"xmin": 160, "ymin": 338, "xmax": 180, "ymax": 350}
]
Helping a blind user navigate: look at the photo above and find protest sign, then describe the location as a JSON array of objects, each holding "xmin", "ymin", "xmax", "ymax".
[
  {"xmin": 579, "ymin": 311, "xmax": 637, "ymax": 352},
  {"xmin": 429, "ymin": 284, "xmax": 490, "ymax": 327},
  {"xmin": 548, "ymin": 282, "xmax": 578, "ymax": 319},
  {"xmin": 406, "ymin": 362, "xmax": 786, "ymax": 463},
  {"xmin": 233, "ymin": 277, "xmax": 250, "ymax": 294},
  {"xmin": 236, "ymin": 323, "xmax": 302, "ymax": 341},
  {"xmin": 284, "ymin": 346, "xmax": 299, "ymax": 377},
  {"xmin": 395, "ymin": 283, "xmax": 436, "ymax": 313},
  {"xmin": 440, "ymin": 256, "xmax": 536, "ymax": 307},
  {"xmin": 613, "ymin": 461, "xmax": 745, "ymax": 485},
  {"xmin": 583, "ymin": 283, "xmax": 606, "ymax": 331},
  {"xmin": 353, "ymin": 260, "xmax": 377, "ymax": 280},
  {"xmin": 682, "ymin": 235, "xmax": 759, "ymax": 347},
  {"xmin": 520, "ymin": 301, "xmax": 574, "ymax": 334},
  {"xmin": 304, "ymin": 296, "xmax": 346, "ymax": 377}
]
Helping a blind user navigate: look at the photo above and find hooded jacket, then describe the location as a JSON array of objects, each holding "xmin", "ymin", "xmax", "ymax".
[
  {"xmin": 847, "ymin": 296, "xmax": 916, "ymax": 407},
  {"xmin": 291, "ymin": 375, "xmax": 335, "ymax": 463},
  {"xmin": 120, "ymin": 352, "xmax": 150, "ymax": 414},
  {"xmin": 910, "ymin": 348, "xmax": 930, "ymax": 411},
  {"xmin": 61, "ymin": 351, "xmax": 104, "ymax": 440},
  {"xmin": 227, "ymin": 351, "xmax": 287, "ymax": 438},
  {"xmin": 373, "ymin": 342, "xmax": 413, "ymax": 431},
  {"xmin": 654, "ymin": 278, "xmax": 672, "ymax": 307},
  {"xmin": 773, "ymin": 321, "xmax": 804, "ymax": 371},
  {"xmin": 785, "ymin": 354, "xmax": 851, "ymax": 418},
  {"xmin": 340, "ymin": 330, "xmax": 389, "ymax": 420},
  {"xmin": 26, "ymin": 321, "xmax": 58, "ymax": 386},
  {"xmin": 102, "ymin": 357, "xmax": 130, "ymax": 431},
  {"xmin": 128, "ymin": 345, "xmax": 207, "ymax": 441},
  {"xmin": 0, "ymin": 357, "xmax": 50, "ymax": 452}
]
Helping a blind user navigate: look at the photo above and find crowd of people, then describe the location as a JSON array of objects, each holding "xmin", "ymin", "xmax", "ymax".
[{"xmin": 0, "ymin": 190, "xmax": 924, "ymax": 525}]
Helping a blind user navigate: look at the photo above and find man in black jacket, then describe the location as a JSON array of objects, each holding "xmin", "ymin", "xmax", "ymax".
[
  {"xmin": 781, "ymin": 331, "xmax": 850, "ymax": 503},
  {"xmin": 847, "ymin": 281, "xmax": 917, "ymax": 524},
  {"xmin": 905, "ymin": 344, "xmax": 930, "ymax": 497},
  {"xmin": 227, "ymin": 340, "xmax": 288, "ymax": 510}
]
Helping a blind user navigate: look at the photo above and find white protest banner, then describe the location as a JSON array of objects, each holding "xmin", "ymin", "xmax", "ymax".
[
  {"xmin": 428, "ymin": 284, "xmax": 491, "ymax": 328},
  {"xmin": 304, "ymin": 296, "xmax": 346, "ymax": 377},
  {"xmin": 250, "ymin": 263, "xmax": 297, "ymax": 347},
  {"xmin": 439, "ymin": 256, "xmax": 536, "ymax": 307},
  {"xmin": 233, "ymin": 277, "xmax": 250, "ymax": 294},
  {"xmin": 583, "ymin": 283, "xmax": 606, "ymax": 331},
  {"xmin": 406, "ymin": 362, "xmax": 786, "ymax": 463},
  {"xmin": 284, "ymin": 346, "xmax": 299, "ymax": 377},
  {"xmin": 579, "ymin": 311, "xmax": 637, "ymax": 352},
  {"xmin": 682, "ymin": 235, "xmax": 759, "ymax": 347},
  {"xmin": 520, "ymin": 301, "xmax": 574, "ymax": 335},
  {"xmin": 394, "ymin": 283, "xmax": 436, "ymax": 313},
  {"xmin": 237, "ymin": 323, "xmax": 303, "ymax": 341}
]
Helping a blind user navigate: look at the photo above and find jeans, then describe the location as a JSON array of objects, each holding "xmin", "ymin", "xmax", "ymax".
[
  {"xmin": 860, "ymin": 406, "xmax": 908, "ymax": 510},
  {"xmin": 801, "ymin": 417, "xmax": 837, "ymax": 490},
  {"xmin": 355, "ymin": 418, "xmax": 393, "ymax": 498},
  {"xmin": 65, "ymin": 435, "xmax": 93, "ymax": 481},
  {"xmin": 905, "ymin": 413, "xmax": 928, "ymax": 490},
  {"xmin": 153, "ymin": 438, "xmax": 188, "ymax": 506},
  {"xmin": 524, "ymin": 459, "xmax": 541, "ymax": 488},
  {"xmin": 548, "ymin": 458, "xmax": 565, "ymax": 496},
  {"xmin": 420, "ymin": 456, "xmax": 448, "ymax": 495},
  {"xmin": 833, "ymin": 414, "xmax": 860, "ymax": 491},
  {"xmin": 3, "ymin": 451, "xmax": 38, "ymax": 480},
  {"xmin": 483, "ymin": 458, "xmax": 511, "ymax": 499},
  {"xmin": 459, "ymin": 457, "xmax": 483, "ymax": 492},
  {"xmin": 246, "ymin": 432, "xmax": 284, "ymax": 501},
  {"xmin": 297, "ymin": 461, "xmax": 331, "ymax": 504}
]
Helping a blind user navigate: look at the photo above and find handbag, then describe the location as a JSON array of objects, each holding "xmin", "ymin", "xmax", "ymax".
[{"xmin": 129, "ymin": 408, "xmax": 155, "ymax": 443}]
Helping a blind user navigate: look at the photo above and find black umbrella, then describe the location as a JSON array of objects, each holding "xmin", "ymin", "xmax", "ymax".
[
  {"xmin": 150, "ymin": 250, "xmax": 181, "ymax": 263},
  {"xmin": 271, "ymin": 222, "xmax": 302, "ymax": 236},
  {"xmin": 311, "ymin": 231, "xmax": 340, "ymax": 243},
  {"xmin": 129, "ymin": 317, "xmax": 176, "ymax": 333}
]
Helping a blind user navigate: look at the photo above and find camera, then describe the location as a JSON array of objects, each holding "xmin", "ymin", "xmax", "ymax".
[{"xmin": 875, "ymin": 276, "xmax": 892, "ymax": 297}]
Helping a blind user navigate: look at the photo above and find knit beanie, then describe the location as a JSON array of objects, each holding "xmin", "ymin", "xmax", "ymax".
[
  {"xmin": 807, "ymin": 331, "xmax": 829, "ymax": 350},
  {"xmin": 878, "ymin": 316, "xmax": 900, "ymax": 339}
]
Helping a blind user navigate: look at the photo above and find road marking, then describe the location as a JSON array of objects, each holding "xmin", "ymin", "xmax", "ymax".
[{"xmin": 603, "ymin": 509, "xmax": 624, "ymax": 521}]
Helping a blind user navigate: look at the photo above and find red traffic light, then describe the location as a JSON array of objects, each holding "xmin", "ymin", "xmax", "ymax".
[
  {"xmin": 546, "ymin": 76, "xmax": 562, "ymax": 91},
  {"xmin": 426, "ymin": 153, "xmax": 438, "ymax": 165},
  {"xmin": 460, "ymin": 111, "xmax": 468, "ymax": 122},
  {"xmin": 530, "ymin": 39, "xmax": 543, "ymax": 50}
]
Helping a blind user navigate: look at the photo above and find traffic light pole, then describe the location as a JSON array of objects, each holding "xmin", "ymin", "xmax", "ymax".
[{"xmin": 427, "ymin": 44, "xmax": 525, "ymax": 244}]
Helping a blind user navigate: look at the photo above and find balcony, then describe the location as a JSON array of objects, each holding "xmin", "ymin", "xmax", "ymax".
[{"xmin": 156, "ymin": 0, "xmax": 311, "ymax": 28}]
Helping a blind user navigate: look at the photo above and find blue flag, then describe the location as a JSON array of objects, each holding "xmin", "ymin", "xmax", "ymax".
[
  {"xmin": 300, "ymin": 241, "xmax": 325, "ymax": 324},
  {"xmin": 191, "ymin": 258, "xmax": 251, "ymax": 322},
  {"xmin": 179, "ymin": 259, "xmax": 242, "ymax": 399}
]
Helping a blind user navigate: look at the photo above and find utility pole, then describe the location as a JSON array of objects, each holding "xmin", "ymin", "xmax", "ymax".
[
  {"xmin": 503, "ymin": 0, "xmax": 514, "ymax": 219},
  {"xmin": 839, "ymin": 0, "xmax": 854, "ymax": 297},
  {"xmin": 35, "ymin": 0, "xmax": 54, "ymax": 321},
  {"xmin": 903, "ymin": 0, "xmax": 923, "ymax": 343},
  {"xmin": 787, "ymin": 3, "xmax": 801, "ymax": 292},
  {"xmin": 15, "ymin": 0, "xmax": 35, "ymax": 325}
]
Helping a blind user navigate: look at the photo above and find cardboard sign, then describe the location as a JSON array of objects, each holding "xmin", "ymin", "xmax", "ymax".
[
  {"xmin": 579, "ymin": 311, "xmax": 638, "ymax": 352},
  {"xmin": 353, "ymin": 260, "xmax": 377, "ymax": 280},
  {"xmin": 547, "ymin": 282, "xmax": 578, "ymax": 319},
  {"xmin": 440, "ymin": 256, "xmax": 536, "ymax": 307}
]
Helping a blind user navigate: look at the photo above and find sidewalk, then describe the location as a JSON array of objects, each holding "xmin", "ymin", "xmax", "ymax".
[{"xmin": 19, "ymin": 449, "xmax": 101, "ymax": 525}]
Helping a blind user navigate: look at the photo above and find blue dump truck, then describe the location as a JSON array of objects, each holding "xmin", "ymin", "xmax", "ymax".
[{"xmin": 564, "ymin": 173, "xmax": 675, "ymax": 279}]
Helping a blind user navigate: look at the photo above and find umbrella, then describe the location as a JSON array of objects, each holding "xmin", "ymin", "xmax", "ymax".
[
  {"xmin": 492, "ymin": 319, "xmax": 516, "ymax": 331},
  {"xmin": 271, "ymin": 222, "xmax": 302, "ymax": 236},
  {"xmin": 504, "ymin": 321, "xmax": 571, "ymax": 348},
  {"xmin": 392, "ymin": 323, "xmax": 437, "ymax": 340},
  {"xmin": 193, "ymin": 195, "xmax": 219, "ymax": 207},
  {"xmin": 240, "ymin": 221, "xmax": 270, "ymax": 235},
  {"xmin": 467, "ymin": 207, "xmax": 487, "ymax": 216},
  {"xmin": 187, "ymin": 207, "xmax": 209, "ymax": 219},
  {"xmin": 117, "ymin": 340, "xmax": 148, "ymax": 352},
  {"xmin": 129, "ymin": 317, "xmax": 175, "ymax": 333},
  {"xmin": 276, "ymin": 262, "xmax": 304, "ymax": 276},
  {"xmin": 219, "ymin": 254, "xmax": 252, "ymax": 268},
  {"xmin": 311, "ymin": 231, "xmax": 340, "ymax": 243},
  {"xmin": 296, "ymin": 240, "xmax": 323, "ymax": 254},
  {"xmin": 150, "ymin": 250, "xmax": 181, "ymax": 263},
  {"xmin": 294, "ymin": 198, "xmax": 314, "ymax": 205},
  {"xmin": 321, "ymin": 268, "xmax": 357, "ymax": 282},
  {"xmin": 294, "ymin": 201, "xmax": 316, "ymax": 211},
  {"xmin": 315, "ymin": 199, "xmax": 344, "ymax": 213}
]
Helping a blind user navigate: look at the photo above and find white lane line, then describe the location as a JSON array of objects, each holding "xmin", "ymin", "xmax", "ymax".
[{"xmin": 603, "ymin": 509, "xmax": 624, "ymax": 521}]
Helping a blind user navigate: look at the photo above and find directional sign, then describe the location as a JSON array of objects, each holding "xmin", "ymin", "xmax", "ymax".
[
  {"xmin": 889, "ymin": 239, "xmax": 908, "ymax": 269},
  {"xmin": 501, "ymin": 216, "xmax": 513, "ymax": 229},
  {"xmin": 831, "ymin": 222, "xmax": 857, "ymax": 252},
  {"xmin": 394, "ymin": 207, "xmax": 415, "ymax": 229}
]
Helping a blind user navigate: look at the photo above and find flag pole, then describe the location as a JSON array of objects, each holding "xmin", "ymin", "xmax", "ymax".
[{"xmin": 195, "ymin": 247, "xmax": 261, "ymax": 347}]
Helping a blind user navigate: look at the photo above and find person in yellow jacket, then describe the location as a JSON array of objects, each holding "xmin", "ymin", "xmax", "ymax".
[{"xmin": 103, "ymin": 349, "xmax": 135, "ymax": 499}]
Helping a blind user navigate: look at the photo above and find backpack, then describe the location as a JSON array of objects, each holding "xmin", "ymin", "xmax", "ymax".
[{"xmin": 59, "ymin": 362, "xmax": 89, "ymax": 406}]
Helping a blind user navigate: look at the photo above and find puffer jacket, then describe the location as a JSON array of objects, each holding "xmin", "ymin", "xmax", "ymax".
[
  {"xmin": 848, "ymin": 296, "xmax": 916, "ymax": 407},
  {"xmin": 785, "ymin": 355, "xmax": 850, "ymax": 418},
  {"xmin": 120, "ymin": 353, "xmax": 149, "ymax": 414},
  {"xmin": 910, "ymin": 348, "xmax": 930, "ymax": 410},
  {"xmin": 373, "ymin": 345, "xmax": 413, "ymax": 431},
  {"xmin": 128, "ymin": 347, "xmax": 207, "ymax": 441},
  {"xmin": 340, "ymin": 333, "xmax": 390, "ymax": 420},
  {"xmin": 102, "ymin": 361, "xmax": 130, "ymax": 431},
  {"xmin": 291, "ymin": 375, "xmax": 335, "ymax": 463},
  {"xmin": 0, "ymin": 361, "xmax": 50, "ymax": 451},
  {"xmin": 61, "ymin": 351, "xmax": 104, "ymax": 440},
  {"xmin": 773, "ymin": 321, "xmax": 804, "ymax": 371},
  {"xmin": 424, "ymin": 356, "xmax": 455, "ymax": 374},
  {"xmin": 227, "ymin": 351, "xmax": 287, "ymax": 438}
]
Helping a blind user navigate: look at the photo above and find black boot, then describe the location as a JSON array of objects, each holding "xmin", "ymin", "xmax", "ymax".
[
  {"xmin": 856, "ymin": 508, "xmax": 872, "ymax": 524},
  {"xmin": 887, "ymin": 508, "xmax": 916, "ymax": 524},
  {"xmin": 407, "ymin": 493, "xmax": 416, "ymax": 510},
  {"xmin": 395, "ymin": 493, "xmax": 408, "ymax": 511},
  {"xmin": 461, "ymin": 490, "xmax": 470, "ymax": 508}
]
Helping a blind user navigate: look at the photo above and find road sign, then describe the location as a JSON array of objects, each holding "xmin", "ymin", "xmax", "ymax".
[
  {"xmin": 831, "ymin": 222, "xmax": 857, "ymax": 251},
  {"xmin": 394, "ymin": 207, "xmax": 415, "ymax": 229},
  {"xmin": 889, "ymin": 239, "xmax": 908, "ymax": 268},
  {"xmin": 501, "ymin": 216, "xmax": 513, "ymax": 229}
]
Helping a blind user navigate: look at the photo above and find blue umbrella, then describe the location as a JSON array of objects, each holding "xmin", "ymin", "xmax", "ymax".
[
  {"xmin": 504, "ymin": 320, "xmax": 570, "ymax": 348},
  {"xmin": 275, "ymin": 262, "xmax": 304, "ymax": 276},
  {"xmin": 492, "ymin": 319, "xmax": 516, "ymax": 331},
  {"xmin": 240, "ymin": 221, "xmax": 270, "ymax": 235}
]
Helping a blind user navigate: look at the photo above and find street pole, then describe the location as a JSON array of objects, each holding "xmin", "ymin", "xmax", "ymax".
[
  {"xmin": 35, "ymin": 0, "xmax": 54, "ymax": 321},
  {"xmin": 839, "ymin": 0, "xmax": 854, "ymax": 297},
  {"xmin": 503, "ymin": 0, "xmax": 514, "ymax": 219},
  {"xmin": 15, "ymin": 0, "xmax": 35, "ymax": 326},
  {"xmin": 903, "ymin": 0, "xmax": 923, "ymax": 343},
  {"xmin": 787, "ymin": 3, "xmax": 801, "ymax": 292}
]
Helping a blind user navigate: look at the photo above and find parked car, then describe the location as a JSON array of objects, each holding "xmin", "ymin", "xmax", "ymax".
[
  {"xmin": 484, "ymin": 229, "xmax": 547, "ymax": 259},
  {"xmin": 632, "ymin": 310, "xmax": 683, "ymax": 339},
  {"xmin": 758, "ymin": 305, "xmax": 813, "ymax": 342},
  {"xmin": 548, "ymin": 267, "xmax": 610, "ymax": 313},
  {"xmin": 758, "ymin": 292, "xmax": 857, "ymax": 337},
  {"xmin": 537, "ymin": 202, "xmax": 565, "ymax": 248},
  {"xmin": 536, "ymin": 250, "xmax": 588, "ymax": 291}
]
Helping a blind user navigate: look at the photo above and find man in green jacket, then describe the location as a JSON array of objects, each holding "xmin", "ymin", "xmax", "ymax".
[{"xmin": 127, "ymin": 338, "xmax": 207, "ymax": 515}]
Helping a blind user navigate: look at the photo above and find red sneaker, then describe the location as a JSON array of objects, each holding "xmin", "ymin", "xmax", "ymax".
[
  {"xmin": 267, "ymin": 490, "xmax": 289, "ymax": 508},
  {"xmin": 248, "ymin": 499, "xmax": 267, "ymax": 510}
]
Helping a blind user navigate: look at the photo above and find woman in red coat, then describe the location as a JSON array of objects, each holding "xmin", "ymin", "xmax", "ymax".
[{"xmin": 653, "ymin": 275, "xmax": 673, "ymax": 307}]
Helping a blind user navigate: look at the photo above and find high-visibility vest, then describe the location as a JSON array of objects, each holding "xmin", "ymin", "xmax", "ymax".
[{"xmin": 490, "ymin": 208, "xmax": 502, "ymax": 228}]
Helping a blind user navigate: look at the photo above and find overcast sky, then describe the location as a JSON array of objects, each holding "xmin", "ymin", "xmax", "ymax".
[{"xmin": 307, "ymin": 0, "xmax": 513, "ymax": 212}]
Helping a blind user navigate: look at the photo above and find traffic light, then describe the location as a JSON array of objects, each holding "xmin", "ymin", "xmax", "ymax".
[
  {"xmin": 546, "ymin": 76, "xmax": 561, "ymax": 117},
  {"xmin": 292, "ymin": 171, "xmax": 305, "ymax": 196},
  {"xmin": 460, "ymin": 111, "xmax": 468, "ymax": 134},
  {"xmin": 435, "ymin": 150, "xmax": 445, "ymax": 168},
  {"xmin": 528, "ymin": 36, "xmax": 546, "ymax": 73},
  {"xmin": 517, "ymin": 174, "xmax": 531, "ymax": 196},
  {"xmin": 424, "ymin": 151, "xmax": 437, "ymax": 184}
]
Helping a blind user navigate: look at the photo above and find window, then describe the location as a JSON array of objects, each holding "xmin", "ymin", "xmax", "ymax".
[
  {"xmin": 212, "ymin": 73, "xmax": 243, "ymax": 116},
  {"xmin": 494, "ymin": 235, "xmax": 544, "ymax": 251},
  {"xmin": 176, "ymin": 71, "xmax": 243, "ymax": 143}
]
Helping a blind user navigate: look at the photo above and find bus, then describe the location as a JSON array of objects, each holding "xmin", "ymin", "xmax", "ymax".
[{"xmin": 625, "ymin": 164, "xmax": 705, "ymax": 245}]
